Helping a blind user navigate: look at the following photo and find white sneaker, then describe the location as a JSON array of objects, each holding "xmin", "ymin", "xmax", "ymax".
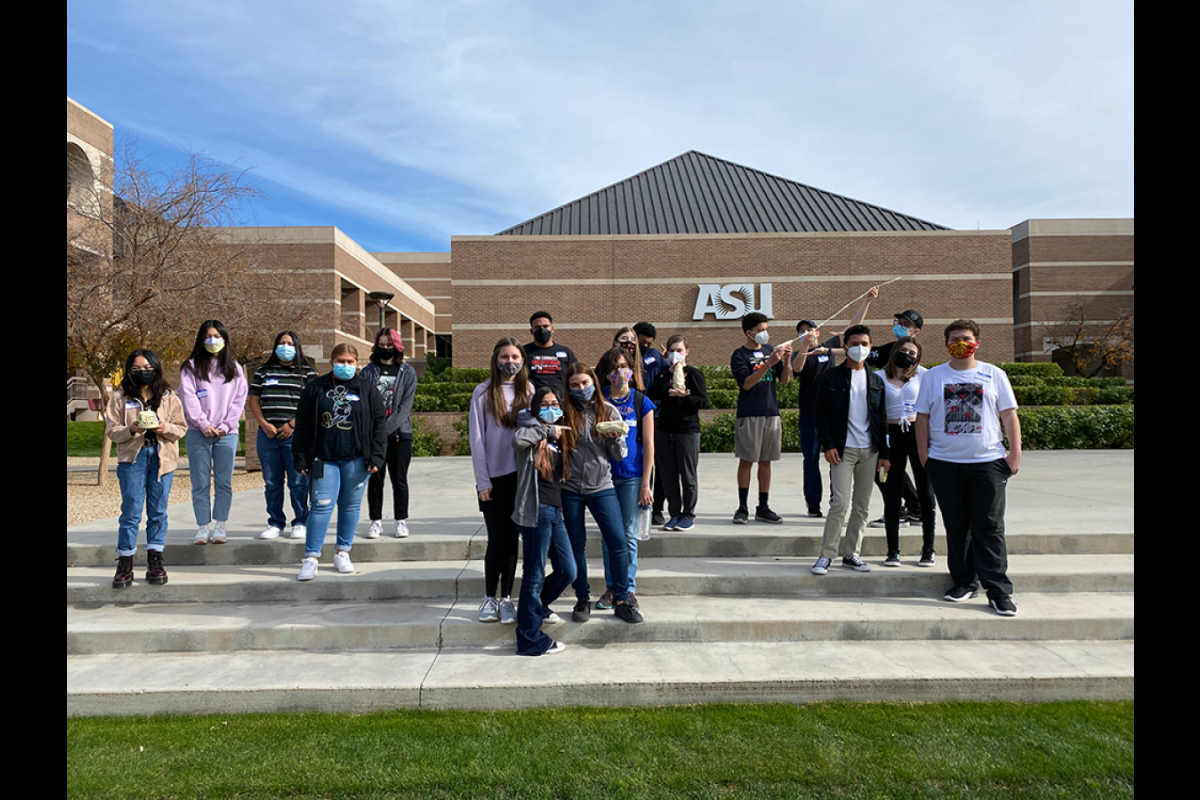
[
  {"xmin": 333, "ymin": 551, "xmax": 355, "ymax": 574},
  {"xmin": 499, "ymin": 597, "xmax": 517, "ymax": 624},
  {"xmin": 544, "ymin": 641, "xmax": 567, "ymax": 655},
  {"xmin": 290, "ymin": 524, "xmax": 306, "ymax": 540},
  {"xmin": 365, "ymin": 520, "xmax": 383, "ymax": 539},
  {"xmin": 210, "ymin": 521, "xmax": 228, "ymax": 544},
  {"xmin": 478, "ymin": 597, "xmax": 499, "ymax": 623},
  {"xmin": 543, "ymin": 611, "xmax": 563, "ymax": 624},
  {"xmin": 297, "ymin": 557, "xmax": 319, "ymax": 581},
  {"xmin": 258, "ymin": 526, "xmax": 282, "ymax": 540},
  {"xmin": 194, "ymin": 526, "xmax": 210, "ymax": 545},
  {"xmin": 395, "ymin": 520, "xmax": 410, "ymax": 538}
]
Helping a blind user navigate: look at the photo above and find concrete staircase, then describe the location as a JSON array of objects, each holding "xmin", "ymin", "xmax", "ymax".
[{"xmin": 66, "ymin": 452, "xmax": 1135, "ymax": 716}]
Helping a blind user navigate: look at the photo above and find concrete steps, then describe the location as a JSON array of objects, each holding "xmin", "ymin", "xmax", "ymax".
[{"xmin": 64, "ymin": 450, "xmax": 1136, "ymax": 715}]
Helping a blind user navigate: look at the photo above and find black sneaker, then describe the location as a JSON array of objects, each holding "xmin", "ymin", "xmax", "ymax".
[
  {"xmin": 755, "ymin": 506, "xmax": 783, "ymax": 524},
  {"xmin": 112, "ymin": 555, "xmax": 134, "ymax": 589},
  {"xmin": 943, "ymin": 585, "xmax": 978, "ymax": 602},
  {"xmin": 614, "ymin": 602, "xmax": 643, "ymax": 624},
  {"xmin": 732, "ymin": 507, "xmax": 749, "ymax": 524},
  {"xmin": 918, "ymin": 549, "xmax": 936, "ymax": 567},
  {"xmin": 572, "ymin": 600, "xmax": 592, "ymax": 622},
  {"xmin": 905, "ymin": 511, "xmax": 922, "ymax": 524},
  {"xmin": 883, "ymin": 551, "xmax": 901, "ymax": 567},
  {"xmin": 989, "ymin": 596, "xmax": 1018, "ymax": 616},
  {"xmin": 145, "ymin": 550, "xmax": 168, "ymax": 586},
  {"xmin": 806, "ymin": 507, "xmax": 823, "ymax": 518}
]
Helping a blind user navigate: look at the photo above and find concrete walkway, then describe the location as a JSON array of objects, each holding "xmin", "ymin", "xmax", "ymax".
[{"xmin": 67, "ymin": 451, "xmax": 1134, "ymax": 716}]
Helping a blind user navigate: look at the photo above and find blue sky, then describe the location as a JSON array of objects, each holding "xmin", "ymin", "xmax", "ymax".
[{"xmin": 67, "ymin": 0, "xmax": 1134, "ymax": 253}]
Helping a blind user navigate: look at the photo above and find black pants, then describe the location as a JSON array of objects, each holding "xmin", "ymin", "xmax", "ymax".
[
  {"xmin": 479, "ymin": 471, "xmax": 520, "ymax": 598},
  {"xmin": 367, "ymin": 435, "xmax": 412, "ymax": 521},
  {"xmin": 884, "ymin": 424, "xmax": 936, "ymax": 553},
  {"xmin": 655, "ymin": 429, "xmax": 700, "ymax": 520},
  {"xmin": 925, "ymin": 457, "xmax": 1013, "ymax": 599},
  {"xmin": 875, "ymin": 464, "xmax": 921, "ymax": 517}
]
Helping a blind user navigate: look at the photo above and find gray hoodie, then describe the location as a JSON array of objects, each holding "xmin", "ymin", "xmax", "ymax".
[{"xmin": 562, "ymin": 401, "xmax": 627, "ymax": 497}]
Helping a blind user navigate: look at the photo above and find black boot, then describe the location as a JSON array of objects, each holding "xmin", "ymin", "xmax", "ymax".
[
  {"xmin": 146, "ymin": 550, "xmax": 168, "ymax": 586},
  {"xmin": 112, "ymin": 555, "xmax": 134, "ymax": 588}
]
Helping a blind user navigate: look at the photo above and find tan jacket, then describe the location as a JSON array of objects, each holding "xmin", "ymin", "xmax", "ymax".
[{"xmin": 105, "ymin": 389, "xmax": 188, "ymax": 478}]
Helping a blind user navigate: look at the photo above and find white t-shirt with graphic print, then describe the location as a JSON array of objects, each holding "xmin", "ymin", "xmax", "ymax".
[{"xmin": 915, "ymin": 361, "xmax": 1017, "ymax": 463}]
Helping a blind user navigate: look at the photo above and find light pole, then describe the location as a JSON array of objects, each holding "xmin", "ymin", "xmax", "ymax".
[{"xmin": 367, "ymin": 291, "xmax": 394, "ymax": 332}]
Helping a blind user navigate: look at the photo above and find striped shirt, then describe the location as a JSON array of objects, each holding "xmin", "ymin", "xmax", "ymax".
[{"xmin": 249, "ymin": 362, "xmax": 318, "ymax": 424}]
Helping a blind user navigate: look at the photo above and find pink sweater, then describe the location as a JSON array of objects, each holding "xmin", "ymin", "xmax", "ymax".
[{"xmin": 179, "ymin": 361, "xmax": 248, "ymax": 434}]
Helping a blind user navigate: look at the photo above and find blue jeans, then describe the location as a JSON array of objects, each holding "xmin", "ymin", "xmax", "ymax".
[
  {"xmin": 257, "ymin": 429, "xmax": 309, "ymax": 529},
  {"xmin": 116, "ymin": 444, "xmax": 174, "ymax": 556},
  {"xmin": 186, "ymin": 429, "xmax": 239, "ymax": 526},
  {"xmin": 601, "ymin": 476, "xmax": 641, "ymax": 593},
  {"xmin": 563, "ymin": 487, "xmax": 629, "ymax": 603},
  {"xmin": 516, "ymin": 504, "xmax": 577, "ymax": 656},
  {"xmin": 304, "ymin": 458, "xmax": 369, "ymax": 558},
  {"xmin": 798, "ymin": 415, "xmax": 823, "ymax": 511}
]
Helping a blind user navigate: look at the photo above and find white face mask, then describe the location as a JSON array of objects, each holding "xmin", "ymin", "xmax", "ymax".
[
  {"xmin": 753, "ymin": 330, "xmax": 770, "ymax": 346},
  {"xmin": 668, "ymin": 351, "xmax": 685, "ymax": 365},
  {"xmin": 204, "ymin": 337, "xmax": 225, "ymax": 354},
  {"xmin": 848, "ymin": 344, "xmax": 871, "ymax": 363}
]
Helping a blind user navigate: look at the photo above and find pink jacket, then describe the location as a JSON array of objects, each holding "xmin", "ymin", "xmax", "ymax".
[{"xmin": 179, "ymin": 361, "xmax": 248, "ymax": 434}]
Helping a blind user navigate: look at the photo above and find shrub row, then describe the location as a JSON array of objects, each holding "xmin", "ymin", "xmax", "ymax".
[{"xmin": 698, "ymin": 406, "xmax": 1133, "ymax": 453}]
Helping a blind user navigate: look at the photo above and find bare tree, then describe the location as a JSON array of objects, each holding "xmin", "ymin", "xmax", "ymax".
[
  {"xmin": 1039, "ymin": 298, "xmax": 1135, "ymax": 379},
  {"xmin": 67, "ymin": 139, "xmax": 320, "ymax": 484}
]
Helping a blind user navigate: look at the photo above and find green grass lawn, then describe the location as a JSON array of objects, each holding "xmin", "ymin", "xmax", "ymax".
[
  {"xmin": 66, "ymin": 701, "xmax": 1133, "ymax": 800},
  {"xmin": 66, "ymin": 421, "xmax": 246, "ymax": 457}
]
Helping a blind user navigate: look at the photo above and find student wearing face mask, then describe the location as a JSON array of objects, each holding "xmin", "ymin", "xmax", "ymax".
[
  {"xmin": 730, "ymin": 313, "xmax": 793, "ymax": 524},
  {"xmin": 879, "ymin": 337, "xmax": 937, "ymax": 568},
  {"xmin": 469, "ymin": 337, "xmax": 533, "ymax": 624},
  {"xmin": 812, "ymin": 325, "xmax": 890, "ymax": 576},
  {"xmin": 292, "ymin": 344, "xmax": 387, "ymax": 581},
  {"xmin": 180, "ymin": 320, "xmax": 248, "ymax": 546},
  {"xmin": 560, "ymin": 363, "xmax": 643, "ymax": 624},
  {"xmin": 248, "ymin": 331, "xmax": 318, "ymax": 541},
  {"xmin": 594, "ymin": 347, "xmax": 656, "ymax": 610},
  {"xmin": 612, "ymin": 327, "xmax": 648, "ymax": 391},
  {"xmin": 106, "ymin": 349, "xmax": 188, "ymax": 588},
  {"xmin": 360, "ymin": 328, "xmax": 418, "ymax": 540},
  {"xmin": 524, "ymin": 311, "xmax": 577, "ymax": 397},
  {"xmin": 510, "ymin": 386, "xmax": 576, "ymax": 655},
  {"xmin": 646, "ymin": 335, "xmax": 708, "ymax": 530}
]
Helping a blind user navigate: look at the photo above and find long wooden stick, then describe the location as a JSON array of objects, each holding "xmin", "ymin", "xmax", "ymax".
[{"xmin": 788, "ymin": 277, "xmax": 904, "ymax": 346}]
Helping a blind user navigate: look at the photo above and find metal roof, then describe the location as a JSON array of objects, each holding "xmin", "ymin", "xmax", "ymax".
[{"xmin": 497, "ymin": 150, "xmax": 948, "ymax": 236}]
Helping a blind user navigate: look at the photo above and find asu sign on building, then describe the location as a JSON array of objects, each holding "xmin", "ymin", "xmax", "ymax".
[{"xmin": 692, "ymin": 284, "xmax": 773, "ymax": 320}]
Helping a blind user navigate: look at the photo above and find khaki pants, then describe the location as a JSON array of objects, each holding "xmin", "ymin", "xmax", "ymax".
[{"xmin": 820, "ymin": 447, "xmax": 878, "ymax": 559}]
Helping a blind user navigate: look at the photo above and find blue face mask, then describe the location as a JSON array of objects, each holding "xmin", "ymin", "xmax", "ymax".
[
  {"xmin": 332, "ymin": 363, "xmax": 356, "ymax": 380},
  {"xmin": 275, "ymin": 344, "xmax": 296, "ymax": 362},
  {"xmin": 893, "ymin": 324, "xmax": 910, "ymax": 340},
  {"xmin": 569, "ymin": 386, "xmax": 595, "ymax": 405},
  {"xmin": 538, "ymin": 406, "xmax": 563, "ymax": 423}
]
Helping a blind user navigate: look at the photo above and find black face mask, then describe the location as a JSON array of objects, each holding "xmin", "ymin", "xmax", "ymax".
[
  {"xmin": 638, "ymin": 343, "xmax": 650, "ymax": 356},
  {"xmin": 131, "ymin": 369, "xmax": 157, "ymax": 386},
  {"xmin": 376, "ymin": 347, "xmax": 396, "ymax": 360},
  {"xmin": 894, "ymin": 352, "xmax": 917, "ymax": 369},
  {"xmin": 533, "ymin": 328, "xmax": 552, "ymax": 346}
]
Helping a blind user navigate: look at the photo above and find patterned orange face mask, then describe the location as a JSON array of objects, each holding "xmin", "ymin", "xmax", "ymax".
[{"xmin": 947, "ymin": 340, "xmax": 978, "ymax": 360}]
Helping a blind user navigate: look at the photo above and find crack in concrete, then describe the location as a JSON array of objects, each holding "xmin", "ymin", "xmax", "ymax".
[{"xmin": 418, "ymin": 522, "xmax": 485, "ymax": 708}]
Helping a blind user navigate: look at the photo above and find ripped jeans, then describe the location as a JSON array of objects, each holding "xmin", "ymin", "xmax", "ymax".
[{"xmin": 304, "ymin": 458, "xmax": 369, "ymax": 558}]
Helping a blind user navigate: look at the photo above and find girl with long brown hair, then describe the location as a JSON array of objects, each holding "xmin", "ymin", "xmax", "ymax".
[
  {"xmin": 468, "ymin": 337, "xmax": 533, "ymax": 623},
  {"xmin": 560, "ymin": 362, "xmax": 643, "ymax": 624},
  {"xmin": 880, "ymin": 336, "xmax": 937, "ymax": 568}
]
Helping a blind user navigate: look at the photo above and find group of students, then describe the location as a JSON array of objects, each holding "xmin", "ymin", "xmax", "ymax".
[
  {"xmin": 731, "ymin": 286, "xmax": 1023, "ymax": 618},
  {"xmin": 106, "ymin": 320, "xmax": 417, "ymax": 588},
  {"xmin": 105, "ymin": 292, "xmax": 1024, "ymax": 660},
  {"xmin": 469, "ymin": 312, "xmax": 711, "ymax": 655}
]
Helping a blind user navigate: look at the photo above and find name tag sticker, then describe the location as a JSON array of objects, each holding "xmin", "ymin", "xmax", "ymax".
[
  {"xmin": 817, "ymin": 355, "xmax": 829, "ymax": 363},
  {"xmin": 264, "ymin": 378, "xmax": 279, "ymax": 385},
  {"xmin": 627, "ymin": 418, "xmax": 637, "ymax": 426},
  {"xmin": 346, "ymin": 393, "xmax": 360, "ymax": 401},
  {"xmin": 196, "ymin": 389, "xmax": 208, "ymax": 398},
  {"xmin": 753, "ymin": 352, "xmax": 764, "ymax": 358},
  {"xmin": 125, "ymin": 401, "xmax": 140, "ymax": 409},
  {"xmin": 556, "ymin": 351, "xmax": 568, "ymax": 358},
  {"xmin": 979, "ymin": 372, "xmax": 992, "ymax": 380},
  {"xmin": 644, "ymin": 356, "xmax": 655, "ymax": 364}
]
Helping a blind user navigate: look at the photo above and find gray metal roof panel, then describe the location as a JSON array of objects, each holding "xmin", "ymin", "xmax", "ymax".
[{"xmin": 497, "ymin": 150, "xmax": 948, "ymax": 236}]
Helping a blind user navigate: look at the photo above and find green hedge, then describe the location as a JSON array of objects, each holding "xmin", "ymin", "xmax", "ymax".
[{"xmin": 698, "ymin": 406, "xmax": 1133, "ymax": 453}]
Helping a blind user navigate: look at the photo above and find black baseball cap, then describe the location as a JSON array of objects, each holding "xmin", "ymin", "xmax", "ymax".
[{"xmin": 894, "ymin": 310, "xmax": 924, "ymax": 329}]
